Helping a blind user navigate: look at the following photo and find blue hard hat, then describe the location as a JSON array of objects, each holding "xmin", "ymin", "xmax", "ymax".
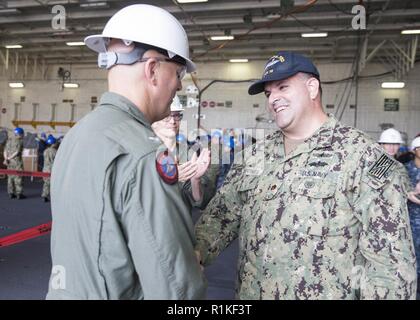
[
  {"xmin": 14, "ymin": 127, "xmax": 24, "ymax": 136},
  {"xmin": 212, "ymin": 130, "xmax": 223, "ymax": 139},
  {"xmin": 176, "ymin": 134, "xmax": 186, "ymax": 143},
  {"xmin": 223, "ymin": 135, "xmax": 235, "ymax": 148},
  {"xmin": 248, "ymin": 51, "xmax": 320, "ymax": 95},
  {"xmin": 46, "ymin": 135, "xmax": 56, "ymax": 145}
]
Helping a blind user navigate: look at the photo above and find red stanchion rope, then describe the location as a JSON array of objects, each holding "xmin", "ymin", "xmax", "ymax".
[
  {"xmin": 0, "ymin": 169, "xmax": 50, "ymax": 178},
  {"xmin": 0, "ymin": 222, "xmax": 52, "ymax": 248},
  {"xmin": 0, "ymin": 169, "xmax": 52, "ymax": 247}
]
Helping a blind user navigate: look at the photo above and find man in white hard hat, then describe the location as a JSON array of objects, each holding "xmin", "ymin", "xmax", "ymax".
[
  {"xmin": 405, "ymin": 136, "xmax": 420, "ymax": 299},
  {"xmin": 152, "ymin": 96, "xmax": 218, "ymax": 210},
  {"xmin": 47, "ymin": 5, "xmax": 206, "ymax": 299},
  {"xmin": 378, "ymin": 128, "xmax": 404, "ymax": 158}
]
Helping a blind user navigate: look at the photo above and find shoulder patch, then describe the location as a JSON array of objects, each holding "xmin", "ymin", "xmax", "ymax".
[
  {"xmin": 368, "ymin": 153, "xmax": 395, "ymax": 181},
  {"xmin": 155, "ymin": 150, "xmax": 178, "ymax": 185}
]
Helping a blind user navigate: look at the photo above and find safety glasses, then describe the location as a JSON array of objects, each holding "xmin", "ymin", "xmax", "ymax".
[
  {"xmin": 138, "ymin": 57, "xmax": 187, "ymax": 81},
  {"xmin": 163, "ymin": 112, "xmax": 183, "ymax": 122}
]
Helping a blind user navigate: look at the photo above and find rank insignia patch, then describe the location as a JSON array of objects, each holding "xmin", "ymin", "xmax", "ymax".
[
  {"xmin": 368, "ymin": 154, "xmax": 395, "ymax": 180},
  {"xmin": 156, "ymin": 150, "xmax": 178, "ymax": 185}
]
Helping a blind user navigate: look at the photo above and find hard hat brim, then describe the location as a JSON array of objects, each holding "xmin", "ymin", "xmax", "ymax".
[{"xmin": 84, "ymin": 34, "xmax": 196, "ymax": 73}]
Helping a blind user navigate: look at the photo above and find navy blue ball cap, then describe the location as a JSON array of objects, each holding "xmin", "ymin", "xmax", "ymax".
[{"xmin": 248, "ymin": 51, "xmax": 320, "ymax": 95}]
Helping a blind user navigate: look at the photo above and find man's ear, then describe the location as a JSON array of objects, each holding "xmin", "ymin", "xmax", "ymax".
[
  {"xmin": 306, "ymin": 77, "xmax": 320, "ymax": 100},
  {"xmin": 144, "ymin": 58, "xmax": 160, "ymax": 85}
]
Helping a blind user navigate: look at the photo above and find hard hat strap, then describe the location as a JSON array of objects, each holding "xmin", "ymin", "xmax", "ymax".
[{"xmin": 98, "ymin": 46, "xmax": 146, "ymax": 69}]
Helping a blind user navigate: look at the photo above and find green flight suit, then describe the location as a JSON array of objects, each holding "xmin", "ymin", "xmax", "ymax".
[{"xmin": 47, "ymin": 92, "xmax": 206, "ymax": 300}]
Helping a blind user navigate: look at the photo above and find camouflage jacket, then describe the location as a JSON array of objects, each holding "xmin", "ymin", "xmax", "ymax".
[
  {"xmin": 43, "ymin": 146, "xmax": 57, "ymax": 173},
  {"xmin": 195, "ymin": 115, "xmax": 417, "ymax": 300},
  {"xmin": 4, "ymin": 137, "xmax": 23, "ymax": 169}
]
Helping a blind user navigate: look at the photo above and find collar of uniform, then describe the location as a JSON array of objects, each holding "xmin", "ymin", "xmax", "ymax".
[
  {"xmin": 306, "ymin": 113, "xmax": 337, "ymax": 151},
  {"xmin": 99, "ymin": 92, "xmax": 151, "ymax": 129},
  {"xmin": 279, "ymin": 113, "xmax": 337, "ymax": 161}
]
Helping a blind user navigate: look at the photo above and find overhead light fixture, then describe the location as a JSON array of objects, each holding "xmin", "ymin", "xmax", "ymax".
[
  {"xmin": 80, "ymin": 1, "xmax": 109, "ymax": 8},
  {"xmin": 63, "ymin": 83, "xmax": 79, "ymax": 88},
  {"xmin": 5, "ymin": 45, "xmax": 22, "ymax": 49},
  {"xmin": 9, "ymin": 82, "xmax": 25, "ymax": 88},
  {"xmin": 401, "ymin": 29, "xmax": 420, "ymax": 35},
  {"xmin": 176, "ymin": 0, "xmax": 209, "ymax": 3},
  {"xmin": 211, "ymin": 35, "xmax": 234, "ymax": 41},
  {"xmin": 0, "ymin": 8, "xmax": 21, "ymax": 15},
  {"xmin": 301, "ymin": 33, "xmax": 328, "ymax": 38},
  {"xmin": 66, "ymin": 42, "xmax": 86, "ymax": 46},
  {"xmin": 381, "ymin": 82, "xmax": 405, "ymax": 89},
  {"xmin": 230, "ymin": 59, "xmax": 249, "ymax": 63}
]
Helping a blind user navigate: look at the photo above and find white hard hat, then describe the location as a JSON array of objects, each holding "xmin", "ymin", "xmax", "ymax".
[
  {"xmin": 378, "ymin": 128, "xmax": 404, "ymax": 144},
  {"xmin": 84, "ymin": 4, "xmax": 196, "ymax": 72},
  {"xmin": 170, "ymin": 95, "xmax": 184, "ymax": 112},
  {"xmin": 411, "ymin": 137, "xmax": 420, "ymax": 150}
]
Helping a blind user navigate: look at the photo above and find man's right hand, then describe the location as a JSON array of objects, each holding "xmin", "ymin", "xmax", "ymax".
[{"xmin": 194, "ymin": 250, "xmax": 204, "ymax": 271}]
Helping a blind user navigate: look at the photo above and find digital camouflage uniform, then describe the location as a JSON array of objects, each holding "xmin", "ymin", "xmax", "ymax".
[
  {"xmin": 404, "ymin": 160, "xmax": 420, "ymax": 298},
  {"xmin": 41, "ymin": 145, "xmax": 57, "ymax": 199},
  {"xmin": 4, "ymin": 136, "xmax": 24, "ymax": 196},
  {"xmin": 195, "ymin": 115, "xmax": 417, "ymax": 300}
]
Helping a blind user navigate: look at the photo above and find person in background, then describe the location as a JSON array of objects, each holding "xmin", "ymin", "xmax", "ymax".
[
  {"xmin": 404, "ymin": 136, "xmax": 420, "ymax": 299},
  {"xmin": 378, "ymin": 128, "xmax": 404, "ymax": 158},
  {"xmin": 3, "ymin": 127, "xmax": 25, "ymax": 199},
  {"xmin": 152, "ymin": 96, "xmax": 218, "ymax": 210},
  {"xmin": 41, "ymin": 135, "xmax": 58, "ymax": 202},
  {"xmin": 37, "ymin": 132, "xmax": 47, "ymax": 171}
]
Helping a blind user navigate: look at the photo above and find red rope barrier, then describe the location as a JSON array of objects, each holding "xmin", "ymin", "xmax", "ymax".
[
  {"xmin": 0, "ymin": 222, "xmax": 52, "ymax": 248},
  {"xmin": 0, "ymin": 169, "xmax": 50, "ymax": 178}
]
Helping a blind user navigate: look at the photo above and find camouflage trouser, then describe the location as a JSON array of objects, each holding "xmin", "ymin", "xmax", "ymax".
[
  {"xmin": 409, "ymin": 211, "xmax": 420, "ymax": 299},
  {"xmin": 7, "ymin": 174, "xmax": 23, "ymax": 195},
  {"xmin": 42, "ymin": 177, "xmax": 50, "ymax": 198}
]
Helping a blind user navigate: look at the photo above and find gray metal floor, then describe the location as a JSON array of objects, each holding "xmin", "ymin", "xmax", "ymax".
[{"xmin": 0, "ymin": 177, "xmax": 238, "ymax": 300}]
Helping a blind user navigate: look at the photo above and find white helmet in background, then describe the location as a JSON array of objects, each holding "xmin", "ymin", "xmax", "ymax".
[
  {"xmin": 170, "ymin": 95, "xmax": 184, "ymax": 112},
  {"xmin": 84, "ymin": 4, "xmax": 195, "ymax": 72},
  {"xmin": 378, "ymin": 128, "xmax": 404, "ymax": 144},
  {"xmin": 411, "ymin": 137, "xmax": 420, "ymax": 150}
]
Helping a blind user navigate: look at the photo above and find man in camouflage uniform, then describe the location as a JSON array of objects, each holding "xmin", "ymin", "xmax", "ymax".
[
  {"xmin": 195, "ymin": 51, "xmax": 417, "ymax": 299},
  {"xmin": 405, "ymin": 136, "xmax": 420, "ymax": 299},
  {"xmin": 41, "ymin": 135, "xmax": 58, "ymax": 202},
  {"xmin": 3, "ymin": 127, "xmax": 25, "ymax": 199}
]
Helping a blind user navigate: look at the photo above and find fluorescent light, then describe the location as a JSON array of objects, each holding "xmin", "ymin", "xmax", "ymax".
[
  {"xmin": 229, "ymin": 59, "xmax": 249, "ymax": 63},
  {"xmin": 63, "ymin": 83, "xmax": 79, "ymax": 88},
  {"xmin": 66, "ymin": 42, "xmax": 85, "ymax": 46},
  {"xmin": 0, "ymin": 8, "xmax": 21, "ymax": 14},
  {"xmin": 211, "ymin": 35, "xmax": 234, "ymax": 41},
  {"xmin": 80, "ymin": 2, "xmax": 109, "ymax": 8},
  {"xmin": 381, "ymin": 82, "xmax": 405, "ymax": 89},
  {"xmin": 301, "ymin": 33, "xmax": 328, "ymax": 38},
  {"xmin": 5, "ymin": 45, "xmax": 22, "ymax": 49},
  {"xmin": 177, "ymin": 0, "xmax": 208, "ymax": 3},
  {"xmin": 9, "ymin": 82, "xmax": 24, "ymax": 88},
  {"xmin": 401, "ymin": 29, "xmax": 420, "ymax": 35}
]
